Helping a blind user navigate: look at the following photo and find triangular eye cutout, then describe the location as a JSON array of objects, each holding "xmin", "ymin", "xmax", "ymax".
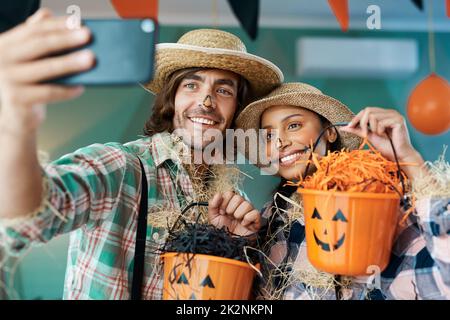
[
  {"xmin": 312, "ymin": 208, "xmax": 322, "ymax": 220},
  {"xmin": 190, "ymin": 293, "xmax": 197, "ymax": 300},
  {"xmin": 177, "ymin": 273, "xmax": 189, "ymax": 285},
  {"xmin": 200, "ymin": 275, "xmax": 215, "ymax": 288},
  {"xmin": 332, "ymin": 209, "xmax": 348, "ymax": 222}
]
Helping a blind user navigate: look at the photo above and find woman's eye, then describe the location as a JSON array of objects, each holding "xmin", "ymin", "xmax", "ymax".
[
  {"xmin": 266, "ymin": 132, "xmax": 274, "ymax": 141},
  {"xmin": 217, "ymin": 88, "xmax": 233, "ymax": 96},
  {"xmin": 288, "ymin": 123, "xmax": 301, "ymax": 130}
]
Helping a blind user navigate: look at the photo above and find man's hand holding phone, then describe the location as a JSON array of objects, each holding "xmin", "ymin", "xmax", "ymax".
[
  {"xmin": 0, "ymin": 8, "xmax": 96, "ymax": 218},
  {"xmin": 0, "ymin": 8, "xmax": 95, "ymax": 133}
]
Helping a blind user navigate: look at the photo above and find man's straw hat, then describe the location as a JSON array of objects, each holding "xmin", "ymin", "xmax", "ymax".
[{"xmin": 144, "ymin": 29, "xmax": 284, "ymax": 97}]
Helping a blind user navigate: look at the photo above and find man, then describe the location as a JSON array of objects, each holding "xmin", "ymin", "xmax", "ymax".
[{"xmin": 0, "ymin": 9, "xmax": 283, "ymax": 299}]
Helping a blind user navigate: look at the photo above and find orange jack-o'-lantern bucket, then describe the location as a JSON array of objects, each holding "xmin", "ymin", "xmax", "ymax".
[
  {"xmin": 299, "ymin": 189, "xmax": 400, "ymax": 276},
  {"xmin": 161, "ymin": 252, "xmax": 259, "ymax": 300}
]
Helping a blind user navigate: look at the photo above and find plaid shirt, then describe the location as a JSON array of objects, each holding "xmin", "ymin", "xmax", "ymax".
[
  {"xmin": 259, "ymin": 196, "xmax": 450, "ymax": 300},
  {"xmin": 0, "ymin": 132, "xmax": 225, "ymax": 300}
]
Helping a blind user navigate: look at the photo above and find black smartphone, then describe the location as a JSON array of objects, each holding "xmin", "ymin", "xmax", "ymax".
[{"xmin": 54, "ymin": 19, "xmax": 156, "ymax": 85}]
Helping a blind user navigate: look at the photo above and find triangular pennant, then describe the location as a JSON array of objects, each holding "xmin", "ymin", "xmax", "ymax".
[
  {"xmin": 227, "ymin": 0, "xmax": 259, "ymax": 40},
  {"xmin": 328, "ymin": 0, "xmax": 349, "ymax": 32},
  {"xmin": 110, "ymin": 0, "xmax": 158, "ymax": 20},
  {"xmin": 177, "ymin": 273, "xmax": 189, "ymax": 285},
  {"xmin": 411, "ymin": 0, "xmax": 424, "ymax": 11},
  {"xmin": 0, "ymin": 0, "xmax": 40, "ymax": 32},
  {"xmin": 200, "ymin": 275, "xmax": 215, "ymax": 288}
]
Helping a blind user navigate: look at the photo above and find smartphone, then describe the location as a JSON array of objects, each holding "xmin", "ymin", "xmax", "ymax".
[{"xmin": 54, "ymin": 19, "xmax": 156, "ymax": 85}]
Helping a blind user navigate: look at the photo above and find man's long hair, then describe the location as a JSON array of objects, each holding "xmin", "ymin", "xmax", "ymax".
[{"xmin": 143, "ymin": 67, "xmax": 253, "ymax": 136}]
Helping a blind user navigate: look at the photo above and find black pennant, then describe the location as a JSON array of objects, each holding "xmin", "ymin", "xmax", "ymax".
[
  {"xmin": 411, "ymin": 0, "xmax": 424, "ymax": 11},
  {"xmin": 227, "ymin": 0, "xmax": 260, "ymax": 40},
  {"xmin": 0, "ymin": 0, "xmax": 40, "ymax": 33}
]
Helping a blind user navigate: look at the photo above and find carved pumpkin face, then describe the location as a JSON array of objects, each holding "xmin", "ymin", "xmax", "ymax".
[
  {"xmin": 162, "ymin": 253, "xmax": 257, "ymax": 300},
  {"xmin": 300, "ymin": 189, "xmax": 401, "ymax": 275},
  {"xmin": 172, "ymin": 269, "xmax": 216, "ymax": 300},
  {"xmin": 311, "ymin": 208, "xmax": 347, "ymax": 251},
  {"xmin": 177, "ymin": 272, "xmax": 215, "ymax": 300}
]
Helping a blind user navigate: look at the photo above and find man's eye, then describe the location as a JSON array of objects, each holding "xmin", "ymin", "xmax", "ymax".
[
  {"xmin": 266, "ymin": 132, "xmax": 274, "ymax": 141},
  {"xmin": 185, "ymin": 83, "xmax": 197, "ymax": 89},
  {"xmin": 288, "ymin": 123, "xmax": 301, "ymax": 130}
]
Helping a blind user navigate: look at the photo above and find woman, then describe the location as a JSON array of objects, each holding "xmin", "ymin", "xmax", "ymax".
[{"xmin": 235, "ymin": 82, "xmax": 450, "ymax": 300}]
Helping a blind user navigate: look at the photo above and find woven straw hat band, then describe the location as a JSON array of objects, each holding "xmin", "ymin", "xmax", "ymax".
[{"xmin": 177, "ymin": 29, "xmax": 247, "ymax": 52}]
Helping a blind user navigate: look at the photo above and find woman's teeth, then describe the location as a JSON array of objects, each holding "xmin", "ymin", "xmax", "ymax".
[
  {"xmin": 190, "ymin": 117, "xmax": 216, "ymax": 125},
  {"xmin": 280, "ymin": 152, "xmax": 303, "ymax": 163}
]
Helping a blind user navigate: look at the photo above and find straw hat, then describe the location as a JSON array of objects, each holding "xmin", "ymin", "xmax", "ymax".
[
  {"xmin": 236, "ymin": 82, "xmax": 362, "ymax": 166},
  {"xmin": 144, "ymin": 29, "xmax": 284, "ymax": 97}
]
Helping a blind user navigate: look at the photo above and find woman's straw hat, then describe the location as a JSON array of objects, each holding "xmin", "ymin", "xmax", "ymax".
[
  {"xmin": 144, "ymin": 29, "xmax": 284, "ymax": 97},
  {"xmin": 236, "ymin": 82, "xmax": 362, "ymax": 166}
]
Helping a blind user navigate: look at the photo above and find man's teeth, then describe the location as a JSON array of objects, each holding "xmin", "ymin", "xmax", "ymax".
[
  {"xmin": 280, "ymin": 152, "xmax": 302, "ymax": 163},
  {"xmin": 190, "ymin": 117, "xmax": 215, "ymax": 125}
]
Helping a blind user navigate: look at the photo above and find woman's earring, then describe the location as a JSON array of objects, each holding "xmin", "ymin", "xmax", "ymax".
[{"xmin": 203, "ymin": 95, "xmax": 212, "ymax": 108}]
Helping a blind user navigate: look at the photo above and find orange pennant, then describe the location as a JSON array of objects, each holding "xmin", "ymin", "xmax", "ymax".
[
  {"xmin": 328, "ymin": 0, "xmax": 349, "ymax": 32},
  {"xmin": 110, "ymin": 0, "xmax": 158, "ymax": 20},
  {"xmin": 447, "ymin": 0, "xmax": 450, "ymax": 18}
]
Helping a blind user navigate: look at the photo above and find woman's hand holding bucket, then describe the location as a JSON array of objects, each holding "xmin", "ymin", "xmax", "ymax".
[{"xmin": 340, "ymin": 107, "xmax": 426, "ymax": 180}]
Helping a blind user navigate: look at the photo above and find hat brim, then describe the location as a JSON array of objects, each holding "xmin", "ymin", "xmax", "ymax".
[
  {"xmin": 143, "ymin": 44, "xmax": 284, "ymax": 97},
  {"xmin": 235, "ymin": 91, "xmax": 362, "ymax": 168}
]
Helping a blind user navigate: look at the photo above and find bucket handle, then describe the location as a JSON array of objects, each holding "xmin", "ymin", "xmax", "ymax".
[
  {"xmin": 181, "ymin": 201, "xmax": 209, "ymax": 216},
  {"xmin": 162, "ymin": 201, "xmax": 210, "ymax": 260},
  {"xmin": 167, "ymin": 201, "xmax": 209, "ymax": 232}
]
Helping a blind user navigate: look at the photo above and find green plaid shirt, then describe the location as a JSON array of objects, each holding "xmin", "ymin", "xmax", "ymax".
[{"xmin": 0, "ymin": 132, "xmax": 219, "ymax": 299}]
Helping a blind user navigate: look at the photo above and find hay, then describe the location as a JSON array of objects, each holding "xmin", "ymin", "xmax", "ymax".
[
  {"xmin": 147, "ymin": 133, "xmax": 246, "ymax": 229},
  {"xmin": 412, "ymin": 145, "xmax": 450, "ymax": 199}
]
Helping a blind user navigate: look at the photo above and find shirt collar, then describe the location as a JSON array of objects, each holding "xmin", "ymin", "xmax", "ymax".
[{"xmin": 150, "ymin": 132, "xmax": 191, "ymax": 168}]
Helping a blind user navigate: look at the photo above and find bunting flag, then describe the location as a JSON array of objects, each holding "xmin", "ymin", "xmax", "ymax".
[
  {"xmin": 411, "ymin": 0, "xmax": 424, "ymax": 11},
  {"xmin": 0, "ymin": 0, "xmax": 40, "ymax": 32},
  {"xmin": 446, "ymin": 0, "xmax": 450, "ymax": 18},
  {"xmin": 327, "ymin": 0, "xmax": 349, "ymax": 32},
  {"xmin": 110, "ymin": 0, "xmax": 158, "ymax": 20},
  {"xmin": 227, "ymin": 0, "xmax": 259, "ymax": 40}
]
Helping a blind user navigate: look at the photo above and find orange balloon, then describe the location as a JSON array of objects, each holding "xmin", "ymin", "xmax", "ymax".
[{"xmin": 407, "ymin": 73, "xmax": 450, "ymax": 135}]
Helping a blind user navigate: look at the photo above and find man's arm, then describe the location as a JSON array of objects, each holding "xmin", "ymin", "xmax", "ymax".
[{"xmin": 0, "ymin": 8, "xmax": 94, "ymax": 218}]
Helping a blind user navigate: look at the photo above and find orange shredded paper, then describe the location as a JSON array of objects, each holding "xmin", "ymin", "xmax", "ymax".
[{"xmin": 297, "ymin": 138, "xmax": 413, "ymax": 195}]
